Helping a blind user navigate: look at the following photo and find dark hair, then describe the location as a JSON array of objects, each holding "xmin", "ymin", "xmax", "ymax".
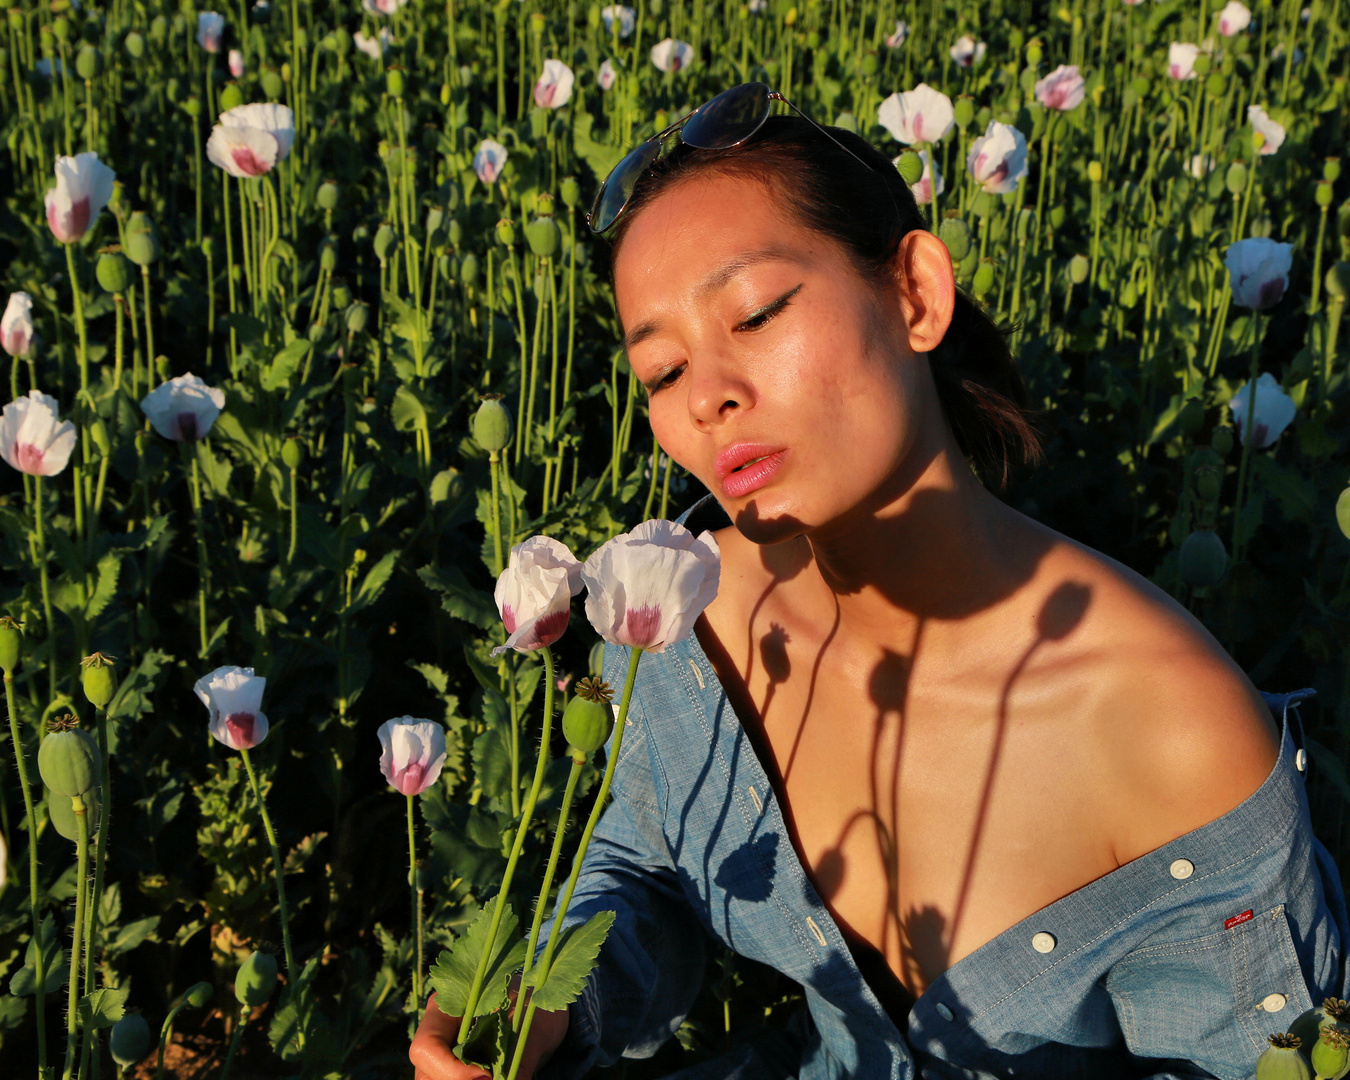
[{"xmin": 603, "ymin": 113, "xmax": 1045, "ymax": 491}]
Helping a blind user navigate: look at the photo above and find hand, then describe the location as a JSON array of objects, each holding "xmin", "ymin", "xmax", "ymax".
[{"xmin": 410, "ymin": 991, "xmax": 570, "ymax": 1080}]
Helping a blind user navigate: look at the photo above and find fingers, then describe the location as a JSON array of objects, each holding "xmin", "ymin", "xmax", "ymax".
[{"xmin": 409, "ymin": 993, "xmax": 491, "ymax": 1080}]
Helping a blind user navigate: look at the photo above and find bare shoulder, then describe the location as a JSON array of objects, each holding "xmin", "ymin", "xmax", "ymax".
[{"xmin": 1029, "ymin": 533, "xmax": 1281, "ymax": 866}]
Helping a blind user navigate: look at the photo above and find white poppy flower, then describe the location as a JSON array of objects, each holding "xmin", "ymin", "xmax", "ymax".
[
  {"xmin": 1248, "ymin": 105, "xmax": 1286, "ymax": 155},
  {"xmin": 582, "ymin": 519, "xmax": 721, "ymax": 654},
  {"xmin": 197, "ymin": 12, "xmax": 224, "ymax": 53},
  {"xmin": 2, "ymin": 293, "xmax": 34, "ymax": 358},
  {"xmin": 885, "ymin": 20, "xmax": 909, "ymax": 48},
  {"xmin": 362, "ymin": 0, "xmax": 408, "ymax": 13},
  {"xmin": 473, "ymin": 138, "xmax": 509, "ymax": 184},
  {"xmin": 45, "ymin": 152, "xmax": 116, "ymax": 244},
  {"xmin": 1229, "ymin": 372, "xmax": 1297, "ymax": 448},
  {"xmin": 1224, "ymin": 236, "xmax": 1293, "ymax": 310},
  {"xmin": 229, "ymin": 48, "xmax": 244, "ymax": 78},
  {"xmin": 353, "ymin": 28, "xmax": 393, "ymax": 59},
  {"xmin": 1034, "ymin": 64, "xmax": 1085, "ymax": 111},
  {"xmin": 1187, "ymin": 152, "xmax": 1217, "ymax": 178},
  {"xmin": 206, "ymin": 103, "xmax": 295, "ymax": 178},
  {"xmin": 650, "ymin": 38, "xmax": 694, "ymax": 73},
  {"xmin": 534, "ymin": 59, "xmax": 575, "ymax": 109},
  {"xmin": 949, "ymin": 35, "xmax": 986, "ymax": 67},
  {"xmin": 966, "ymin": 120, "xmax": 1029, "ymax": 194},
  {"xmin": 140, "ymin": 373, "xmax": 226, "ymax": 442},
  {"xmin": 377, "ymin": 717, "xmax": 448, "ymax": 796},
  {"xmin": 877, "ymin": 84, "xmax": 955, "ymax": 145},
  {"xmin": 1168, "ymin": 42, "xmax": 1201, "ymax": 80},
  {"xmin": 1217, "ymin": 0, "xmax": 1252, "ymax": 34},
  {"xmin": 0, "ymin": 390, "xmax": 76, "ymax": 477},
  {"xmin": 492, "ymin": 536, "xmax": 584, "ymax": 655},
  {"xmin": 601, "ymin": 5, "xmax": 636, "ymax": 37},
  {"xmin": 195, "ymin": 666, "xmax": 270, "ymax": 751},
  {"xmin": 598, "ymin": 58, "xmax": 617, "ymax": 91}
]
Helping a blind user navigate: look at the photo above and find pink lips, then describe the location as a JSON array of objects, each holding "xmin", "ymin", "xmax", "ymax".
[{"xmin": 715, "ymin": 443, "xmax": 787, "ymax": 499}]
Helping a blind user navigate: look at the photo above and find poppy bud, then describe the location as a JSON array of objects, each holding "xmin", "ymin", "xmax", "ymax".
[
  {"xmin": 81, "ymin": 653, "xmax": 117, "ymax": 709},
  {"xmin": 473, "ymin": 397, "xmax": 512, "ymax": 452},
  {"xmin": 972, "ymin": 260, "xmax": 995, "ymax": 296},
  {"xmin": 1225, "ymin": 162, "xmax": 1248, "ymax": 196},
  {"xmin": 234, "ymin": 951, "xmax": 278, "ymax": 1007},
  {"xmin": 38, "ymin": 722, "xmax": 100, "ymax": 799},
  {"xmin": 560, "ymin": 176, "xmax": 581, "ymax": 209},
  {"xmin": 459, "ymin": 252, "xmax": 480, "ymax": 287},
  {"xmin": 1324, "ymin": 158, "xmax": 1341, "ymax": 183},
  {"xmin": 0, "ymin": 615, "xmax": 21, "ymax": 673},
  {"xmin": 1316, "ymin": 180, "xmax": 1334, "ymax": 209},
  {"xmin": 261, "ymin": 68, "xmax": 283, "ymax": 99},
  {"xmin": 525, "ymin": 215, "xmax": 560, "ymax": 257},
  {"xmin": 317, "ymin": 180, "xmax": 339, "ymax": 211},
  {"xmin": 184, "ymin": 981, "xmax": 213, "ymax": 1008},
  {"xmin": 1326, "ymin": 263, "xmax": 1350, "ymax": 301},
  {"xmin": 938, "ymin": 218, "xmax": 972, "ymax": 262},
  {"xmin": 1068, "ymin": 254, "xmax": 1089, "ymax": 284},
  {"xmin": 154, "ymin": 355, "xmax": 171, "ymax": 382},
  {"xmin": 1196, "ymin": 469, "xmax": 1222, "ymax": 503},
  {"xmin": 373, "ymin": 223, "xmax": 398, "ymax": 260},
  {"xmin": 281, "ymin": 438, "xmax": 304, "ymax": 470},
  {"xmin": 90, "ymin": 417, "xmax": 111, "ymax": 457},
  {"xmin": 125, "ymin": 32, "xmax": 145, "ymax": 59},
  {"xmin": 495, "ymin": 218, "xmax": 516, "ymax": 247},
  {"xmin": 125, "ymin": 214, "xmax": 160, "ymax": 267},
  {"xmin": 319, "ymin": 237, "xmax": 337, "ymax": 272},
  {"xmin": 1087, "ymin": 160, "xmax": 1103, "ymax": 183},
  {"xmin": 345, "ymin": 301, "xmax": 370, "ymax": 335},
  {"xmin": 861, "ymin": 51, "xmax": 878, "ymax": 76},
  {"xmin": 1025, "ymin": 42, "xmax": 1042, "ymax": 67},
  {"xmin": 218, "ymin": 82, "xmax": 244, "ymax": 112},
  {"xmin": 76, "ymin": 44, "xmax": 101, "ymax": 80},
  {"xmin": 1256, "ymin": 1034, "xmax": 1311, "ymax": 1080},
  {"xmin": 52, "ymin": 15, "xmax": 70, "ymax": 43},
  {"xmin": 149, "ymin": 15, "xmax": 168, "ymax": 40},
  {"xmin": 109, "ymin": 1013, "xmax": 151, "ymax": 1067},
  {"xmin": 1178, "ymin": 530, "xmax": 1227, "ymax": 588},
  {"xmin": 1049, "ymin": 204, "xmax": 1066, "ymax": 230},
  {"xmin": 440, "ymin": 82, "xmax": 451, "ymax": 105},
  {"xmin": 332, "ymin": 282, "xmax": 352, "ymax": 309},
  {"xmin": 386, "ymin": 66, "xmax": 405, "ymax": 97},
  {"xmin": 96, "ymin": 248, "xmax": 134, "ymax": 294},
  {"xmin": 563, "ymin": 679, "xmax": 615, "ymax": 755}
]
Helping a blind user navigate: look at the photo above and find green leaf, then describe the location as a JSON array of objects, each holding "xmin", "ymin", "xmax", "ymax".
[
  {"xmin": 9, "ymin": 913, "xmax": 65, "ymax": 999},
  {"xmin": 391, "ymin": 383, "xmax": 429, "ymax": 433},
  {"xmin": 79, "ymin": 985, "xmax": 131, "ymax": 1030},
  {"xmin": 349, "ymin": 550, "xmax": 399, "ymax": 614},
  {"xmin": 426, "ymin": 904, "xmax": 528, "ymax": 1018},
  {"xmin": 472, "ymin": 727, "xmax": 511, "ymax": 803},
  {"xmin": 108, "ymin": 649, "xmax": 173, "ymax": 724},
  {"xmin": 106, "ymin": 916, "xmax": 160, "ymax": 958},
  {"xmin": 522, "ymin": 910, "xmax": 615, "ymax": 1012},
  {"xmin": 418, "ymin": 564, "xmax": 498, "ymax": 630},
  {"xmin": 262, "ymin": 338, "xmax": 311, "ymax": 392},
  {"xmin": 572, "ymin": 112, "xmax": 627, "ymax": 184},
  {"xmin": 459, "ymin": 1009, "xmax": 510, "ymax": 1076}
]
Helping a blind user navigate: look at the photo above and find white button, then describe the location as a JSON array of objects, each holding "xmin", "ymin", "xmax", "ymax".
[
  {"xmin": 1261, "ymin": 993, "xmax": 1288, "ymax": 1012},
  {"xmin": 1296, "ymin": 748, "xmax": 1307, "ymax": 772},
  {"xmin": 936, "ymin": 1003, "xmax": 954, "ymax": 1021},
  {"xmin": 1170, "ymin": 859, "xmax": 1194, "ymax": 879},
  {"xmin": 1031, "ymin": 932, "xmax": 1057, "ymax": 953}
]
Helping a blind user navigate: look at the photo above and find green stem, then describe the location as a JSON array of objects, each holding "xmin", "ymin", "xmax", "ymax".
[
  {"xmin": 61, "ymin": 796, "xmax": 90, "ymax": 1080},
  {"xmin": 82, "ymin": 703, "xmax": 112, "ymax": 1023},
  {"xmin": 4, "ymin": 668, "xmax": 47, "ymax": 1076},
  {"xmin": 153, "ymin": 994, "xmax": 194, "ymax": 1080},
  {"xmin": 454, "ymin": 647, "xmax": 557, "ymax": 1053},
  {"xmin": 188, "ymin": 453, "xmax": 209, "ymax": 657},
  {"xmin": 239, "ymin": 748, "xmax": 296, "ymax": 978},
  {"xmin": 489, "ymin": 451, "xmax": 505, "ymax": 578},
  {"xmin": 218, "ymin": 1005, "xmax": 250, "ymax": 1080},
  {"xmin": 287, "ymin": 466, "xmax": 299, "ymax": 566},
  {"xmin": 1230, "ymin": 313, "xmax": 1262, "ymax": 564},
  {"xmin": 34, "ymin": 476, "xmax": 56, "ymax": 705},
  {"xmin": 508, "ymin": 648, "xmax": 644, "ymax": 1079},
  {"xmin": 407, "ymin": 794, "xmax": 421, "ymax": 1008}
]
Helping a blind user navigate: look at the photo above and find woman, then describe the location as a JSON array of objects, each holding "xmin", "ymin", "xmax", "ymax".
[{"xmin": 413, "ymin": 84, "xmax": 1348, "ymax": 1079}]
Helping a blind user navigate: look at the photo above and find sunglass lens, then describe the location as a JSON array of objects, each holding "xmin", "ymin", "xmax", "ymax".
[
  {"xmin": 681, "ymin": 82, "xmax": 771, "ymax": 149},
  {"xmin": 590, "ymin": 138, "xmax": 664, "ymax": 233}
]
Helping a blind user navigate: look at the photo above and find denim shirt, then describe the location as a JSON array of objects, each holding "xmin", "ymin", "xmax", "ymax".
[{"xmin": 538, "ymin": 497, "xmax": 1350, "ymax": 1080}]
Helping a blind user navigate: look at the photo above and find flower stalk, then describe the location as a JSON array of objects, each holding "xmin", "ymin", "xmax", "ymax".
[{"xmin": 239, "ymin": 747, "xmax": 296, "ymax": 978}]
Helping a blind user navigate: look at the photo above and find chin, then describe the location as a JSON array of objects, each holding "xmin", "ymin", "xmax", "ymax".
[{"xmin": 728, "ymin": 496, "xmax": 813, "ymax": 546}]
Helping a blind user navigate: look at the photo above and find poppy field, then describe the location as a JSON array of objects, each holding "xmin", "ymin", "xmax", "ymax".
[{"xmin": 0, "ymin": 0, "xmax": 1348, "ymax": 1076}]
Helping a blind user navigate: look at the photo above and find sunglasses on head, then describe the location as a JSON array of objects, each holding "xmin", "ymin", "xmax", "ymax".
[{"xmin": 586, "ymin": 81, "xmax": 892, "ymax": 235}]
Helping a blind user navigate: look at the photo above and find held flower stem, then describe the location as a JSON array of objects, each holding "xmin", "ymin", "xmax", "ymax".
[
  {"xmin": 239, "ymin": 747, "xmax": 296, "ymax": 978},
  {"xmin": 508, "ymin": 648, "xmax": 644, "ymax": 1079},
  {"xmin": 454, "ymin": 646, "xmax": 557, "ymax": 1051},
  {"xmin": 61, "ymin": 796, "xmax": 90, "ymax": 1080},
  {"xmin": 407, "ymin": 794, "xmax": 421, "ymax": 1007}
]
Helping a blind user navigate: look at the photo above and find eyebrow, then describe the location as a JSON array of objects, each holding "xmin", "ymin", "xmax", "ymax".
[{"xmin": 620, "ymin": 248, "xmax": 794, "ymax": 353}]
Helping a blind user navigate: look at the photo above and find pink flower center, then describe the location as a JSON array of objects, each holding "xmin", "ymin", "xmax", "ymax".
[
  {"xmin": 396, "ymin": 761, "xmax": 427, "ymax": 796},
  {"xmin": 14, "ymin": 443, "xmax": 44, "ymax": 474},
  {"xmin": 224, "ymin": 712, "xmax": 256, "ymax": 747},
  {"xmin": 230, "ymin": 146, "xmax": 271, "ymax": 177},
  {"xmin": 48, "ymin": 196, "xmax": 91, "ymax": 243},
  {"xmin": 176, "ymin": 412, "xmax": 200, "ymax": 441},
  {"xmin": 501, "ymin": 604, "xmax": 517, "ymax": 634},
  {"xmin": 913, "ymin": 115, "xmax": 925, "ymax": 142},
  {"xmin": 526, "ymin": 608, "xmax": 569, "ymax": 650},
  {"xmin": 624, "ymin": 604, "xmax": 662, "ymax": 648},
  {"xmin": 1257, "ymin": 277, "xmax": 1286, "ymax": 309}
]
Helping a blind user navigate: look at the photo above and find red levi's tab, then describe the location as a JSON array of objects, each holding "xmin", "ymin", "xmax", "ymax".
[{"xmin": 1225, "ymin": 910, "xmax": 1255, "ymax": 930}]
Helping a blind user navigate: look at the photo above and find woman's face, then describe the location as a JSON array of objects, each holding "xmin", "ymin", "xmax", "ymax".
[{"xmin": 612, "ymin": 169, "xmax": 955, "ymax": 544}]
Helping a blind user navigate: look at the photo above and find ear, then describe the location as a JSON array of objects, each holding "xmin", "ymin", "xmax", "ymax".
[{"xmin": 891, "ymin": 230, "xmax": 956, "ymax": 355}]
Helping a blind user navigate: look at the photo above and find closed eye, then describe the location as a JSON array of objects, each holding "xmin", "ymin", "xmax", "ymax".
[{"xmin": 738, "ymin": 283, "xmax": 803, "ymax": 332}]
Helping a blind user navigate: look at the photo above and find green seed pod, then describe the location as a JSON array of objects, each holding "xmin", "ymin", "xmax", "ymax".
[
  {"xmin": 524, "ymin": 215, "xmax": 560, "ymax": 257},
  {"xmin": 563, "ymin": 679, "xmax": 616, "ymax": 754},
  {"xmin": 184, "ymin": 981, "xmax": 213, "ymax": 1008},
  {"xmin": 52, "ymin": 15, "xmax": 70, "ymax": 43},
  {"xmin": 1178, "ymin": 529, "xmax": 1227, "ymax": 589},
  {"xmin": 426, "ymin": 205, "xmax": 446, "ymax": 237},
  {"xmin": 1025, "ymin": 43, "xmax": 1042, "ymax": 67},
  {"xmin": 1337, "ymin": 488, "xmax": 1350, "ymax": 541},
  {"xmin": 1325, "ymin": 158, "xmax": 1342, "ymax": 183},
  {"xmin": 81, "ymin": 653, "xmax": 116, "ymax": 708},
  {"xmin": 124, "ymin": 214, "xmax": 160, "ymax": 267},
  {"xmin": 495, "ymin": 218, "xmax": 516, "ymax": 247},
  {"xmin": 1211, "ymin": 426, "xmax": 1234, "ymax": 456},
  {"xmin": 1226, "ymin": 162, "xmax": 1248, "ymax": 196},
  {"xmin": 439, "ymin": 81, "xmax": 451, "ymax": 105},
  {"xmin": 1292, "ymin": 1000, "xmax": 1350, "ymax": 1050},
  {"xmin": 1049, "ymin": 204, "xmax": 1067, "ymax": 230},
  {"xmin": 155, "ymin": 355, "xmax": 171, "ymax": 382},
  {"xmin": 38, "ymin": 724, "xmax": 101, "ymax": 799},
  {"xmin": 895, "ymin": 151, "xmax": 924, "ymax": 186},
  {"xmin": 0, "ymin": 615, "xmax": 23, "ymax": 673},
  {"xmin": 261, "ymin": 68, "xmax": 283, "ymax": 99},
  {"xmin": 124, "ymin": 31, "xmax": 145, "ymax": 59},
  {"xmin": 373, "ymin": 223, "xmax": 398, "ymax": 261},
  {"xmin": 234, "ymin": 951, "xmax": 278, "ymax": 1007},
  {"xmin": 96, "ymin": 247, "xmax": 134, "ymax": 294},
  {"xmin": 386, "ymin": 66, "xmax": 405, "ymax": 97},
  {"xmin": 1068, "ymin": 254, "xmax": 1089, "ymax": 285},
  {"xmin": 1196, "ymin": 469, "xmax": 1222, "ymax": 503},
  {"xmin": 938, "ymin": 218, "xmax": 972, "ymax": 262},
  {"xmin": 1205, "ymin": 71, "xmax": 1226, "ymax": 98},
  {"xmin": 48, "ymin": 777, "xmax": 100, "ymax": 842},
  {"xmin": 1326, "ymin": 263, "xmax": 1350, "ymax": 302},
  {"xmin": 75, "ymin": 44, "xmax": 101, "ymax": 80},
  {"xmin": 861, "ymin": 51, "xmax": 878, "ymax": 77},
  {"xmin": 953, "ymin": 96, "xmax": 975, "ymax": 130},
  {"xmin": 1311, "ymin": 1024, "xmax": 1350, "ymax": 1080},
  {"xmin": 458, "ymin": 252, "xmax": 480, "ymax": 287},
  {"xmin": 1258, "ymin": 1034, "xmax": 1312, "ymax": 1080},
  {"xmin": 332, "ymin": 282, "xmax": 352, "ymax": 309},
  {"xmin": 182, "ymin": 95, "xmax": 202, "ymax": 120},
  {"xmin": 472, "ymin": 397, "xmax": 512, "ymax": 452},
  {"xmin": 319, "ymin": 237, "xmax": 337, "ymax": 272},
  {"xmin": 317, "ymin": 180, "xmax": 339, "ymax": 211},
  {"xmin": 345, "ymin": 301, "xmax": 370, "ymax": 335},
  {"xmin": 219, "ymin": 82, "xmax": 244, "ymax": 113},
  {"xmin": 149, "ymin": 15, "xmax": 167, "ymax": 40},
  {"xmin": 281, "ymin": 438, "xmax": 305, "ymax": 471},
  {"xmin": 560, "ymin": 176, "xmax": 581, "ymax": 210},
  {"xmin": 972, "ymin": 261, "xmax": 996, "ymax": 297},
  {"xmin": 970, "ymin": 191, "xmax": 996, "ymax": 219},
  {"xmin": 108, "ymin": 1012, "xmax": 151, "ymax": 1067},
  {"xmin": 1320, "ymin": 181, "xmax": 1338, "ymax": 210}
]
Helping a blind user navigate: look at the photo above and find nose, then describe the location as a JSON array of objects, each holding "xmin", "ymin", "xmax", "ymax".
[{"xmin": 686, "ymin": 350, "xmax": 755, "ymax": 432}]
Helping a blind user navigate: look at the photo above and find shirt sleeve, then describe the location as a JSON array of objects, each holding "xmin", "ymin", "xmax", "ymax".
[{"xmin": 535, "ymin": 651, "xmax": 714, "ymax": 1080}]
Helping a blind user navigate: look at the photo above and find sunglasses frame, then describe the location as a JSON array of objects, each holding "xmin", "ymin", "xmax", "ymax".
[{"xmin": 585, "ymin": 82, "xmax": 891, "ymax": 235}]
